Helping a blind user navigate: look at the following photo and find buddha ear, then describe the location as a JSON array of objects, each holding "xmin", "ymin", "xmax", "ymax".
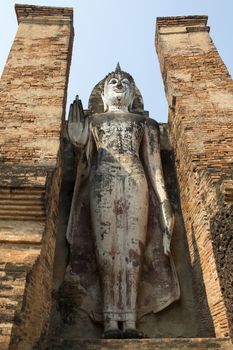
[
  {"xmin": 101, "ymin": 92, "xmax": 108, "ymax": 112},
  {"xmin": 128, "ymin": 90, "xmax": 135, "ymax": 112},
  {"xmin": 129, "ymin": 101, "xmax": 133, "ymax": 112}
]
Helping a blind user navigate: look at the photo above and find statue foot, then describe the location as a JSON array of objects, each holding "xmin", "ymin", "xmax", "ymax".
[
  {"xmin": 123, "ymin": 328, "xmax": 144, "ymax": 339},
  {"xmin": 103, "ymin": 329, "xmax": 123, "ymax": 339}
]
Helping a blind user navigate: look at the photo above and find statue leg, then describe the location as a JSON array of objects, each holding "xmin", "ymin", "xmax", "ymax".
[
  {"xmin": 122, "ymin": 175, "xmax": 148, "ymax": 337},
  {"xmin": 91, "ymin": 213, "xmax": 126, "ymax": 338},
  {"xmin": 90, "ymin": 170, "xmax": 127, "ymax": 336},
  {"xmin": 90, "ymin": 167, "xmax": 148, "ymax": 338},
  {"xmin": 91, "ymin": 211, "xmax": 127, "ymax": 325}
]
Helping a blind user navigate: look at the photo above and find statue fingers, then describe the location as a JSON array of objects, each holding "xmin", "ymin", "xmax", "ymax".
[
  {"xmin": 68, "ymin": 103, "xmax": 74, "ymax": 123},
  {"xmin": 73, "ymin": 98, "xmax": 81, "ymax": 124},
  {"xmin": 165, "ymin": 214, "xmax": 174, "ymax": 237},
  {"xmin": 77, "ymin": 98, "xmax": 86, "ymax": 125},
  {"xmin": 170, "ymin": 213, "xmax": 175, "ymax": 232},
  {"xmin": 164, "ymin": 242, "xmax": 170, "ymax": 256},
  {"xmin": 81, "ymin": 117, "xmax": 89, "ymax": 144},
  {"xmin": 163, "ymin": 233, "xmax": 171, "ymax": 256}
]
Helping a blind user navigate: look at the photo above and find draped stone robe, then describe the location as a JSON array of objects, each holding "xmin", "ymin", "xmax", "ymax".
[{"xmin": 66, "ymin": 113, "xmax": 180, "ymax": 322}]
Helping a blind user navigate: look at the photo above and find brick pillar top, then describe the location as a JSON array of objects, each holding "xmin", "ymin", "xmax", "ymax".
[
  {"xmin": 156, "ymin": 15, "xmax": 208, "ymax": 28},
  {"xmin": 156, "ymin": 15, "xmax": 209, "ymax": 36},
  {"xmin": 15, "ymin": 4, "xmax": 73, "ymax": 25}
]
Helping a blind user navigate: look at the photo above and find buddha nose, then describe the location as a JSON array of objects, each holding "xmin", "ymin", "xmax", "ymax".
[{"xmin": 116, "ymin": 81, "xmax": 123, "ymax": 89}]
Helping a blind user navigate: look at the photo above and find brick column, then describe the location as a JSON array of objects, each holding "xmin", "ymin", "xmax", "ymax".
[
  {"xmin": 156, "ymin": 16, "xmax": 233, "ymax": 339},
  {"xmin": 0, "ymin": 5, "xmax": 73, "ymax": 349}
]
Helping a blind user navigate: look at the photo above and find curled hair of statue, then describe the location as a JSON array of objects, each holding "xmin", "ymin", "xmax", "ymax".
[
  {"xmin": 88, "ymin": 64, "xmax": 144, "ymax": 115},
  {"xmin": 103, "ymin": 62, "xmax": 135, "ymax": 86}
]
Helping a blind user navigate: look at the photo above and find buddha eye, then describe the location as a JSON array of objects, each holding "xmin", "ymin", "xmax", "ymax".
[{"xmin": 110, "ymin": 78, "xmax": 118, "ymax": 84}]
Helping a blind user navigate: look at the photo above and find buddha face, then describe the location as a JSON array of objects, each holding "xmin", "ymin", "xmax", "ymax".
[{"xmin": 102, "ymin": 74, "xmax": 135, "ymax": 112}]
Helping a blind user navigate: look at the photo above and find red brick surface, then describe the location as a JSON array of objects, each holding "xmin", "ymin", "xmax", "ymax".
[
  {"xmin": 0, "ymin": 5, "xmax": 73, "ymax": 349},
  {"xmin": 0, "ymin": 5, "xmax": 73, "ymax": 168}
]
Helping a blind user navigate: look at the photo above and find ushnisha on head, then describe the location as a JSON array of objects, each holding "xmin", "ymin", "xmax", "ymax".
[{"xmin": 101, "ymin": 63, "xmax": 135, "ymax": 113}]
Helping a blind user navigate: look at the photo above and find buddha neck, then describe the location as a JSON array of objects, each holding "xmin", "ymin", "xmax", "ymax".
[{"xmin": 107, "ymin": 105, "xmax": 129, "ymax": 113}]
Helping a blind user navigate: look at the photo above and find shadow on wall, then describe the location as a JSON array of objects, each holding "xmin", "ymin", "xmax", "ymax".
[
  {"xmin": 159, "ymin": 142, "xmax": 215, "ymax": 338},
  {"xmin": 191, "ymin": 225, "xmax": 215, "ymax": 337},
  {"xmin": 160, "ymin": 124, "xmax": 215, "ymax": 338},
  {"xmin": 211, "ymin": 204, "xmax": 233, "ymax": 340}
]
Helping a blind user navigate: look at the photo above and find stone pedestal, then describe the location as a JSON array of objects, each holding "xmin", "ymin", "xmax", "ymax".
[{"xmin": 47, "ymin": 337, "xmax": 233, "ymax": 350}]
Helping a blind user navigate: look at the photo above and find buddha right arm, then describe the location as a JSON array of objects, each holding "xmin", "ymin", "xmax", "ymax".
[{"xmin": 68, "ymin": 95, "xmax": 89, "ymax": 148}]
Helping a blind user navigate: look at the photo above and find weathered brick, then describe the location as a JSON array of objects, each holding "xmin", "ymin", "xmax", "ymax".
[
  {"xmin": 0, "ymin": 4, "xmax": 73, "ymax": 349},
  {"xmin": 156, "ymin": 15, "xmax": 233, "ymax": 339}
]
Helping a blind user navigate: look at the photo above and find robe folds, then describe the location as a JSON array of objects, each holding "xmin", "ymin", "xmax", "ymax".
[{"xmin": 66, "ymin": 125, "xmax": 180, "ymax": 322}]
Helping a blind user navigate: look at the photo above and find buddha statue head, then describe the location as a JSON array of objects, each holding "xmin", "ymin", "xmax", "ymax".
[{"xmin": 101, "ymin": 63, "xmax": 135, "ymax": 112}]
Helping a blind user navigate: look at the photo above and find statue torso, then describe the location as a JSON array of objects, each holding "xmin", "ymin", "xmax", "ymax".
[{"xmin": 90, "ymin": 112, "xmax": 147, "ymax": 159}]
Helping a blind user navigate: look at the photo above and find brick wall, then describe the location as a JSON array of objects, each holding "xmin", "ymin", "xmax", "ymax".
[
  {"xmin": 0, "ymin": 4, "xmax": 73, "ymax": 167},
  {"xmin": 0, "ymin": 5, "xmax": 73, "ymax": 349},
  {"xmin": 156, "ymin": 16, "xmax": 233, "ymax": 338}
]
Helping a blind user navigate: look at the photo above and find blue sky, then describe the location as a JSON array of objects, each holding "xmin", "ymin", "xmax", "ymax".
[{"xmin": 0, "ymin": 1, "xmax": 232, "ymax": 122}]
